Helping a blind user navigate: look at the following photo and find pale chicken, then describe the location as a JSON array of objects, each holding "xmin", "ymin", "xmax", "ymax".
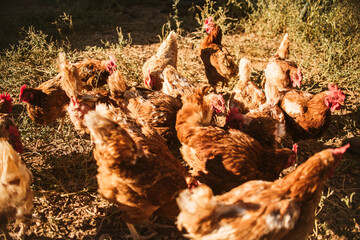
[
  {"xmin": 142, "ymin": 31, "xmax": 178, "ymax": 90},
  {"xmin": 263, "ymin": 33, "xmax": 302, "ymax": 105},
  {"xmin": 0, "ymin": 139, "xmax": 33, "ymax": 239}
]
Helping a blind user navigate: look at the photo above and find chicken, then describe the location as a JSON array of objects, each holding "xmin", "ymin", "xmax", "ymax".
[
  {"xmin": 0, "ymin": 93, "xmax": 23, "ymax": 153},
  {"xmin": 82, "ymin": 105, "xmax": 188, "ymax": 240},
  {"xmin": 19, "ymin": 51, "xmax": 112, "ymax": 128},
  {"xmin": 199, "ymin": 17, "xmax": 238, "ymax": 90},
  {"xmin": 279, "ymin": 83, "xmax": 345, "ymax": 141},
  {"xmin": 0, "ymin": 93, "xmax": 13, "ymax": 114},
  {"xmin": 230, "ymin": 57, "xmax": 266, "ymax": 113},
  {"xmin": 60, "ymin": 54, "xmax": 124, "ymax": 134},
  {"xmin": 72, "ymin": 55, "xmax": 117, "ymax": 90},
  {"xmin": 176, "ymin": 86, "xmax": 295, "ymax": 194},
  {"xmin": 142, "ymin": 31, "xmax": 178, "ymax": 90},
  {"xmin": 19, "ymin": 76, "xmax": 70, "ymax": 127},
  {"xmin": 64, "ymin": 63, "xmax": 183, "ymax": 143},
  {"xmin": 176, "ymin": 144, "xmax": 350, "ymax": 240},
  {"xmin": 225, "ymin": 105, "xmax": 286, "ymax": 148},
  {"xmin": 123, "ymin": 87, "xmax": 182, "ymax": 143},
  {"xmin": 161, "ymin": 65, "xmax": 196, "ymax": 98},
  {"xmin": 263, "ymin": 33, "xmax": 302, "ymax": 105},
  {"xmin": 0, "ymin": 138, "xmax": 33, "ymax": 239},
  {"xmin": 228, "ymin": 58, "xmax": 287, "ymax": 148}
]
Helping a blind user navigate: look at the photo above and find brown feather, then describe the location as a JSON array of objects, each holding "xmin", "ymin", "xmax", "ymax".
[{"xmin": 177, "ymin": 146, "xmax": 348, "ymax": 240}]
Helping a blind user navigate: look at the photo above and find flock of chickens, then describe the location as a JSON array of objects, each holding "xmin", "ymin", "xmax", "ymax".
[{"xmin": 0, "ymin": 17, "xmax": 348, "ymax": 240}]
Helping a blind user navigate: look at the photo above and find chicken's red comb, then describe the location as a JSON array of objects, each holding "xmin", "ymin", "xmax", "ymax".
[
  {"xmin": 106, "ymin": 55, "xmax": 117, "ymax": 74},
  {"xmin": 328, "ymin": 83, "xmax": 345, "ymax": 102},
  {"xmin": 145, "ymin": 70, "xmax": 155, "ymax": 87},
  {"xmin": 19, "ymin": 84, "xmax": 27, "ymax": 99},
  {"xmin": 204, "ymin": 17, "xmax": 214, "ymax": 25},
  {"xmin": 226, "ymin": 107, "xmax": 240, "ymax": 119},
  {"xmin": 292, "ymin": 143, "xmax": 298, "ymax": 154},
  {"xmin": 0, "ymin": 92, "xmax": 12, "ymax": 103},
  {"xmin": 70, "ymin": 96, "xmax": 79, "ymax": 106}
]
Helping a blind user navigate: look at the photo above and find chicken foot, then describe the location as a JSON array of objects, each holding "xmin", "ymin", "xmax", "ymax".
[
  {"xmin": 57, "ymin": 117, "xmax": 65, "ymax": 132},
  {"xmin": 125, "ymin": 222, "xmax": 157, "ymax": 240},
  {"xmin": 0, "ymin": 225, "xmax": 11, "ymax": 240}
]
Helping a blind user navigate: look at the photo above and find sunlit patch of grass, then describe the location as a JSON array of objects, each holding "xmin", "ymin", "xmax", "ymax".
[{"xmin": 245, "ymin": 0, "xmax": 360, "ymax": 94}]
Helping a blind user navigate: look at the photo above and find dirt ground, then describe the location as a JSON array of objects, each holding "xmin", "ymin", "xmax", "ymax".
[{"xmin": 1, "ymin": 1, "xmax": 360, "ymax": 240}]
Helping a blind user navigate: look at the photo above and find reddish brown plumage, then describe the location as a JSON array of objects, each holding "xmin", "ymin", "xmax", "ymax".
[
  {"xmin": 72, "ymin": 56, "xmax": 117, "ymax": 89},
  {"xmin": 279, "ymin": 84, "xmax": 345, "ymax": 141},
  {"xmin": 177, "ymin": 144, "xmax": 349, "ymax": 240},
  {"xmin": 161, "ymin": 65, "xmax": 196, "ymax": 98},
  {"xmin": 19, "ymin": 77, "xmax": 69, "ymax": 126},
  {"xmin": 83, "ymin": 106, "xmax": 188, "ymax": 224},
  {"xmin": 199, "ymin": 17, "xmax": 238, "ymax": 90},
  {"xmin": 0, "ymin": 115, "xmax": 23, "ymax": 154},
  {"xmin": 176, "ymin": 87, "xmax": 294, "ymax": 194},
  {"xmin": 0, "ymin": 93, "xmax": 23, "ymax": 153},
  {"xmin": 0, "ymin": 93, "xmax": 13, "ymax": 113},
  {"xmin": 66, "ymin": 69, "xmax": 182, "ymax": 143},
  {"xmin": 225, "ymin": 105, "xmax": 286, "ymax": 148},
  {"xmin": 124, "ymin": 87, "xmax": 182, "ymax": 143}
]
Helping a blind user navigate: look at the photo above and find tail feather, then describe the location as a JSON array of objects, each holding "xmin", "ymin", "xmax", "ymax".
[
  {"xmin": 177, "ymin": 185, "xmax": 216, "ymax": 231},
  {"xmin": 156, "ymin": 31, "xmax": 178, "ymax": 60},
  {"xmin": 108, "ymin": 70, "xmax": 128, "ymax": 96},
  {"xmin": 274, "ymin": 33, "xmax": 289, "ymax": 59},
  {"xmin": 238, "ymin": 57, "xmax": 251, "ymax": 82},
  {"xmin": 58, "ymin": 52, "xmax": 83, "ymax": 97},
  {"xmin": 83, "ymin": 108, "xmax": 145, "ymax": 162}
]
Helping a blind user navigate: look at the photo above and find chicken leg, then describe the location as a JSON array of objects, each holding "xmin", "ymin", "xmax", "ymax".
[
  {"xmin": 0, "ymin": 225, "xmax": 11, "ymax": 240},
  {"xmin": 126, "ymin": 223, "xmax": 140, "ymax": 240},
  {"xmin": 125, "ymin": 222, "xmax": 157, "ymax": 240}
]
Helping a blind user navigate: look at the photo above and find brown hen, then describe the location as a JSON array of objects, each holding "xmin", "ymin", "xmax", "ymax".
[
  {"xmin": 72, "ymin": 55, "xmax": 117, "ymax": 90},
  {"xmin": 83, "ymin": 105, "xmax": 188, "ymax": 239},
  {"xmin": 177, "ymin": 144, "xmax": 350, "ymax": 240},
  {"xmin": 279, "ymin": 83, "xmax": 345, "ymax": 141},
  {"xmin": 19, "ymin": 76, "xmax": 69, "ymax": 127},
  {"xmin": 199, "ymin": 17, "xmax": 238, "ymax": 90},
  {"xmin": 176, "ymin": 87, "xmax": 294, "ymax": 194}
]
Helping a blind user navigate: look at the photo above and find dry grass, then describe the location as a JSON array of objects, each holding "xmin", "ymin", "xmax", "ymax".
[{"xmin": 0, "ymin": 0, "xmax": 359, "ymax": 239}]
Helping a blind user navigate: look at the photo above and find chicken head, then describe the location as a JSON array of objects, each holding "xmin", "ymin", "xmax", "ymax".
[
  {"xmin": 226, "ymin": 107, "xmax": 244, "ymax": 129},
  {"xmin": 290, "ymin": 67, "xmax": 302, "ymax": 88},
  {"xmin": 105, "ymin": 55, "xmax": 117, "ymax": 74},
  {"xmin": 0, "ymin": 93, "xmax": 13, "ymax": 113},
  {"xmin": 208, "ymin": 93, "xmax": 225, "ymax": 113},
  {"xmin": 324, "ymin": 83, "xmax": 345, "ymax": 112},
  {"xmin": 19, "ymin": 85, "xmax": 34, "ymax": 103},
  {"xmin": 203, "ymin": 17, "xmax": 215, "ymax": 33}
]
